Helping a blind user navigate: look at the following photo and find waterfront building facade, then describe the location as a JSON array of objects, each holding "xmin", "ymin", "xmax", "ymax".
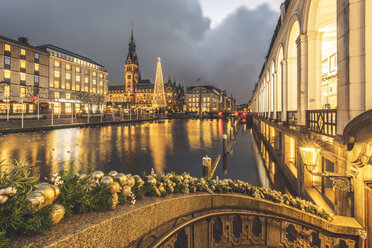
[
  {"xmin": 0, "ymin": 36, "xmax": 49, "ymax": 117},
  {"xmin": 185, "ymin": 85, "xmax": 235, "ymax": 114},
  {"xmin": 249, "ymin": 0, "xmax": 372, "ymax": 241},
  {"xmin": 38, "ymin": 44, "xmax": 108, "ymax": 115}
]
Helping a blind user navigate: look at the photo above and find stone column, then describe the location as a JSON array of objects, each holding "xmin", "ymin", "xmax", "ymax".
[
  {"xmin": 296, "ymin": 35, "xmax": 308, "ymax": 126},
  {"xmin": 268, "ymin": 79, "xmax": 271, "ymax": 118},
  {"xmin": 273, "ymin": 72, "xmax": 277, "ymax": 119},
  {"xmin": 265, "ymin": 81, "xmax": 268, "ymax": 116},
  {"xmin": 366, "ymin": 0, "xmax": 372, "ymax": 110},
  {"xmin": 337, "ymin": 0, "xmax": 367, "ymax": 134},
  {"xmin": 337, "ymin": 0, "xmax": 350, "ymax": 135},
  {"xmin": 282, "ymin": 59, "xmax": 288, "ymax": 121},
  {"xmin": 286, "ymin": 58, "xmax": 297, "ymax": 111},
  {"xmin": 348, "ymin": 0, "xmax": 365, "ymax": 119},
  {"xmin": 307, "ymin": 32, "xmax": 323, "ymax": 110}
]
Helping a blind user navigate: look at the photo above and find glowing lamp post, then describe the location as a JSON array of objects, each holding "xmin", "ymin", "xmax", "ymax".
[
  {"xmin": 299, "ymin": 146, "xmax": 354, "ymax": 192},
  {"xmin": 299, "ymin": 147, "xmax": 319, "ymax": 173}
]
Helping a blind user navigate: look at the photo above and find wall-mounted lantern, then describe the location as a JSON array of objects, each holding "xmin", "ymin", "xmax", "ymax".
[{"xmin": 299, "ymin": 147, "xmax": 354, "ymax": 192}]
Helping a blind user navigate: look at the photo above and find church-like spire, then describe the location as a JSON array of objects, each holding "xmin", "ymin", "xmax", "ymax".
[
  {"xmin": 167, "ymin": 76, "xmax": 172, "ymax": 86},
  {"xmin": 126, "ymin": 21, "xmax": 138, "ymax": 65}
]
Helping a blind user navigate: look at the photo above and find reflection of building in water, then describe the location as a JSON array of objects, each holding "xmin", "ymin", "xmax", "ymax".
[
  {"xmin": 201, "ymin": 120, "xmax": 213, "ymax": 148},
  {"xmin": 187, "ymin": 119, "xmax": 202, "ymax": 150}
]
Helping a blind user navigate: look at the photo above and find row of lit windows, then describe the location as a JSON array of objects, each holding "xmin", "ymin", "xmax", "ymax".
[
  {"xmin": 3, "ymin": 70, "xmax": 39, "ymax": 83},
  {"xmin": 53, "ymin": 92, "xmax": 71, "ymax": 99},
  {"xmin": 49, "ymin": 80, "xmax": 104, "ymax": 92},
  {"xmin": 49, "ymin": 49, "xmax": 103, "ymax": 71},
  {"xmin": 4, "ymin": 44, "xmax": 40, "ymax": 59},
  {"xmin": 54, "ymin": 61, "xmax": 104, "ymax": 78},
  {"xmin": 51, "ymin": 80, "xmax": 103, "ymax": 88},
  {"xmin": 53, "ymin": 71, "xmax": 103, "ymax": 84},
  {"xmin": 4, "ymin": 57, "xmax": 40, "ymax": 71},
  {"xmin": 54, "ymin": 70, "xmax": 103, "ymax": 80}
]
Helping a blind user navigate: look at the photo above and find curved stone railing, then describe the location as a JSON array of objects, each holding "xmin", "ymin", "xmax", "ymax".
[{"xmin": 9, "ymin": 193, "xmax": 363, "ymax": 248}]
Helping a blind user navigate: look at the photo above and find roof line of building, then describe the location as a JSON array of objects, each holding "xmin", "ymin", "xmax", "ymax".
[
  {"xmin": 258, "ymin": 0, "xmax": 291, "ymax": 79},
  {"xmin": 37, "ymin": 43, "xmax": 104, "ymax": 67},
  {"xmin": 0, "ymin": 35, "xmax": 48, "ymax": 54}
]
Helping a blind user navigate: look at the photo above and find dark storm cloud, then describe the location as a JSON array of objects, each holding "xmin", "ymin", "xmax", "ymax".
[{"xmin": 0, "ymin": 0, "xmax": 278, "ymax": 103}]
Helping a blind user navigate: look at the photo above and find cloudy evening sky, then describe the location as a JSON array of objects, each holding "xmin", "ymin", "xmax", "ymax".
[{"xmin": 0, "ymin": 0, "xmax": 281, "ymax": 103}]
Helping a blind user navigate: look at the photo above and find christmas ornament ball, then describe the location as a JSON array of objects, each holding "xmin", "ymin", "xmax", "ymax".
[
  {"xmin": 109, "ymin": 171, "xmax": 118, "ymax": 177},
  {"xmin": 114, "ymin": 173, "xmax": 127, "ymax": 186},
  {"xmin": 92, "ymin": 171, "xmax": 104, "ymax": 180},
  {"xmin": 101, "ymin": 176, "xmax": 114, "ymax": 187}
]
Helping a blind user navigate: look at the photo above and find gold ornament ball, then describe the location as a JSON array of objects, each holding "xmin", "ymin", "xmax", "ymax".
[
  {"xmin": 53, "ymin": 185, "xmax": 60, "ymax": 198},
  {"xmin": 109, "ymin": 171, "xmax": 118, "ymax": 177},
  {"xmin": 110, "ymin": 182, "xmax": 121, "ymax": 194},
  {"xmin": 133, "ymin": 175, "xmax": 144, "ymax": 186},
  {"xmin": 126, "ymin": 177, "xmax": 135, "ymax": 187},
  {"xmin": 147, "ymin": 176, "xmax": 157, "ymax": 186},
  {"xmin": 153, "ymin": 186, "xmax": 161, "ymax": 197},
  {"xmin": 51, "ymin": 204, "xmax": 65, "ymax": 224},
  {"xmin": 158, "ymin": 185, "xmax": 166, "ymax": 193},
  {"xmin": 92, "ymin": 171, "xmax": 104, "ymax": 181},
  {"xmin": 166, "ymin": 173, "xmax": 173, "ymax": 179},
  {"xmin": 114, "ymin": 173, "xmax": 127, "ymax": 186},
  {"xmin": 101, "ymin": 176, "xmax": 114, "ymax": 187},
  {"xmin": 36, "ymin": 183, "xmax": 57, "ymax": 206},
  {"xmin": 27, "ymin": 191, "xmax": 45, "ymax": 212},
  {"xmin": 122, "ymin": 185, "xmax": 132, "ymax": 197}
]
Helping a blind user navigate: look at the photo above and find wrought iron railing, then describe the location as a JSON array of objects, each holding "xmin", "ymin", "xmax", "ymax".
[
  {"xmin": 306, "ymin": 109, "xmax": 337, "ymax": 137},
  {"xmin": 287, "ymin": 111, "xmax": 297, "ymax": 126},
  {"xmin": 148, "ymin": 211, "xmax": 359, "ymax": 248}
]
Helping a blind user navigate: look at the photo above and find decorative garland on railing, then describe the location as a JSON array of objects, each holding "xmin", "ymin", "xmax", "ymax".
[{"xmin": 0, "ymin": 163, "xmax": 333, "ymax": 247}]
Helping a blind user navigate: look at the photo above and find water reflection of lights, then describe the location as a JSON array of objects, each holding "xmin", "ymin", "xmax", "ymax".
[
  {"xmin": 218, "ymin": 119, "xmax": 224, "ymax": 137},
  {"xmin": 0, "ymin": 120, "xmax": 235, "ymax": 178},
  {"xmin": 149, "ymin": 122, "xmax": 167, "ymax": 172}
]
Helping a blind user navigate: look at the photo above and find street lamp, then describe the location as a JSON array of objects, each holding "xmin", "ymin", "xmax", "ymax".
[
  {"xmin": 299, "ymin": 147, "xmax": 319, "ymax": 173},
  {"xmin": 299, "ymin": 146, "xmax": 354, "ymax": 192}
]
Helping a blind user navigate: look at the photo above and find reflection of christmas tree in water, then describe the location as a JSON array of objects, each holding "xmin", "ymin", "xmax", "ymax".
[{"xmin": 152, "ymin": 57, "xmax": 167, "ymax": 108}]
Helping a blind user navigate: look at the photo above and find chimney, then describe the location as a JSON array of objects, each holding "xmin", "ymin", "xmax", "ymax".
[{"xmin": 18, "ymin": 37, "xmax": 29, "ymax": 45}]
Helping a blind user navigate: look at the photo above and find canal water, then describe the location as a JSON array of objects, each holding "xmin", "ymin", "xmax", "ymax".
[{"xmin": 0, "ymin": 119, "xmax": 263, "ymax": 185}]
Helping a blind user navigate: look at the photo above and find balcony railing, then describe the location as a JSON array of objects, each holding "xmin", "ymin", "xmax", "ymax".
[
  {"xmin": 306, "ymin": 109, "xmax": 337, "ymax": 137},
  {"xmin": 287, "ymin": 111, "xmax": 297, "ymax": 126},
  {"xmin": 276, "ymin": 111, "xmax": 282, "ymax": 122}
]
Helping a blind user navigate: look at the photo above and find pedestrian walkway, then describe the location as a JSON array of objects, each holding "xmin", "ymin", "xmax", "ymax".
[{"xmin": 0, "ymin": 113, "xmax": 159, "ymax": 134}]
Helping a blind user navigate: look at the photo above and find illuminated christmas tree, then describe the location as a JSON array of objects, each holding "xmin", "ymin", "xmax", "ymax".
[{"xmin": 152, "ymin": 57, "xmax": 166, "ymax": 108}]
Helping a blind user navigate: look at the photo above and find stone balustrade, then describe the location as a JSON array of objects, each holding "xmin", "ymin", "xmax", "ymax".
[{"xmin": 9, "ymin": 193, "xmax": 363, "ymax": 248}]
